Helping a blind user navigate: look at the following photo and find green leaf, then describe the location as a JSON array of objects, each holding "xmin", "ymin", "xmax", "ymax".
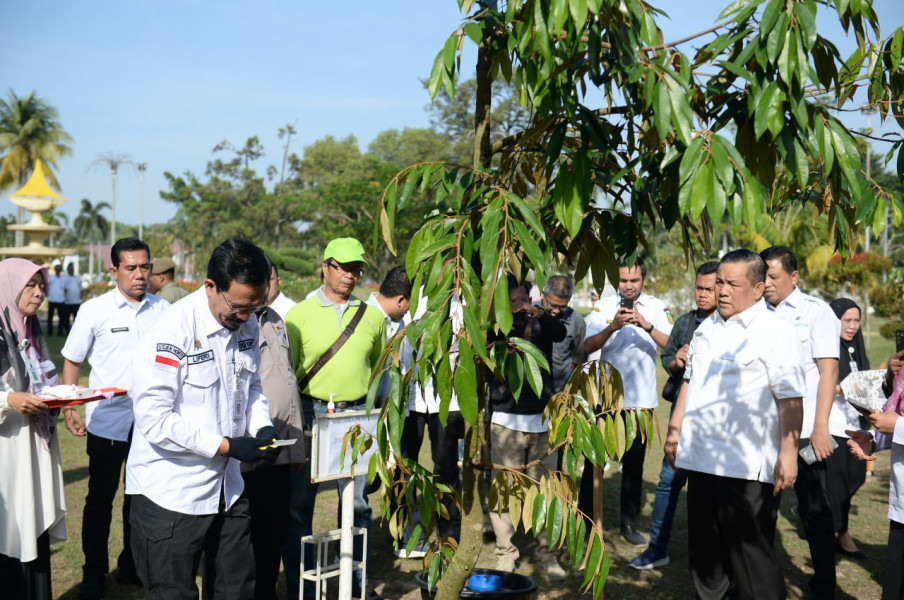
[
  {"xmin": 654, "ymin": 82, "xmax": 672, "ymax": 139},
  {"xmin": 690, "ymin": 159, "xmax": 714, "ymax": 220},
  {"xmin": 679, "ymin": 136, "xmax": 705, "ymax": 185},
  {"xmin": 454, "ymin": 340, "xmax": 479, "ymax": 424},
  {"xmin": 580, "ymin": 532, "xmax": 602, "ymax": 588},
  {"xmin": 463, "ymin": 22, "xmax": 482, "ymax": 44},
  {"xmin": 532, "ymin": 492, "xmax": 548, "ymax": 533},
  {"xmin": 602, "ymin": 416, "xmax": 616, "ymax": 458},
  {"xmin": 524, "ymin": 353, "xmax": 543, "ymax": 399},
  {"xmin": 706, "ymin": 170, "xmax": 728, "ymax": 223},
  {"xmin": 710, "ymin": 136, "xmax": 734, "ymax": 189},
  {"xmin": 667, "ymin": 77, "xmax": 694, "ymax": 145},
  {"xmin": 494, "ymin": 273, "xmax": 513, "ymax": 335},
  {"xmin": 754, "ymin": 82, "xmax": 780, "ymax": 139},
  {"xmin": 568, "ymin": 0, "xmax": 588, "ymax": 26},
  {"xmin": 547, "ymin": 496, "xmax": 565, "ymax": 549},
  {"xmin": 760, "ymin": 0, "xmax": 783, "ymax": 35},
  {"xmin": 512, "ymin": 220, "xmax": 546, "ymax": 273}
]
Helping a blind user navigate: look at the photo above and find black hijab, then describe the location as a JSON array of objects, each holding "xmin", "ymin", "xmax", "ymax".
[{"xmin": 830, "ymin": 298, "xmax": 869, "ymax": 381}]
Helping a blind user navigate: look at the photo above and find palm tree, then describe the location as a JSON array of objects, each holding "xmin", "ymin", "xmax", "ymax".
[
  {"xmin": 90, "ymin": 152, "xmax": 133, "ymax": 244},
  {"xmin": 0, "ymin": 90, "xmax": 74, "ymax": 245},
  {"xmin": 73, "ymin": 198, "xmax": 111, "ymax": 276}
]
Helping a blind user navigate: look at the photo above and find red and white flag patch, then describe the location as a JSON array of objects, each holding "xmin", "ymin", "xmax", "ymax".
[{"xmin": 154, "ymin": 343, "xmax": 184, "ymax": 372}]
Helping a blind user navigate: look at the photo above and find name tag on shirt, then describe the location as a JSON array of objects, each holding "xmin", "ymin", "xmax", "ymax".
[
  {"xmin": 238, "ymin": 339, "xmax": 253, "ymax": 352},
  {"xmin": 188, "ymin": 350, "xmax": 214, "ymax": 365},
  {"xmin": 111, "ymin": 327, "xmax": 129, "ymax": 333}
]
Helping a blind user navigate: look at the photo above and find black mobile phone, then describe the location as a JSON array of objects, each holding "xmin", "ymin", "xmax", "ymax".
[
  {"xmin": 896, "ymin": 329, "xmax": 904, "ymax": 353},
  {"xmin": 619, "ymin": 297, "xmax": 634, "ymax": 310}
]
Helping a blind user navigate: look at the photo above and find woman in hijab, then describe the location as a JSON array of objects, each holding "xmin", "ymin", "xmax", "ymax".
[
  {"xmin": 827, "ymin": 297, "xmax": 869, "ymax": 558},
  {"xmin": 0, "ymin": 258, "xmax": 67, "ymax": 600}
]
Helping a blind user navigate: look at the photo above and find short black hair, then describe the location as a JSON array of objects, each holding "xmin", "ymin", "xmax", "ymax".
[
  {"xmin": 505, "ymin": 272, "xmax": 530, "ymax": 294},
  {"xmin": 544, "ymin": 275, "xmax": 574, "ymax": 299},
  {"xmin": 111, "ymin": 238, "xmax": 150, "ymax": 268},
  {"xmin": 760, "ymin": 246, "xmax": 797, "ymax": 275},
  {"xmin": 619, "ymin": 255, "xmax": 646, "ymax": 279},
  {"xmin": 207, "ymin": 239, "xmax": 270, "ymax": 291},
  {"xmin": 720, "ymin": 249, "xmax": 766, "ymax": 286},
  {"xmin": 696, "ymin": 261, "xmax": 719, "ymax": 276},
  {"xmin": 379, "ymin": 266, "xmax": 411, "ymax": 299}
]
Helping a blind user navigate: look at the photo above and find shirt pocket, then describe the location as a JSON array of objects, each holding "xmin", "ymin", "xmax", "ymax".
[{"xmin": 185, "ymin": 361, "xmax": 218, "ymax": 389}]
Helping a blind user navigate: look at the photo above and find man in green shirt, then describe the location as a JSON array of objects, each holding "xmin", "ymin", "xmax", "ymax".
[
  {"xmin": 149, "ymin": 257, "xmax": 190, "ymax": 303},
  {"xmin": 282, "ymin": 237, "xmax": 385, "ymax": 600}
]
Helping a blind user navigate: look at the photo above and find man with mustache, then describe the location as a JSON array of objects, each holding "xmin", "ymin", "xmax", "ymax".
[{"xmin": 60, "ymin": 238, "xmax": 170, "ymax": 599}]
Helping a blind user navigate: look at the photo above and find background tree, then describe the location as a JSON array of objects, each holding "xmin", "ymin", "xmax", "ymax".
[
  {"xmin": 73, "ymin": 198, "xmax": 110, "ymax": 277},
  {"xmin": 0, "ymin": 90, "xmax": 73, "ymax": 245},
  {"xmin": 372, "ymin": 1, "xmax": 904, "ymax": 598}
]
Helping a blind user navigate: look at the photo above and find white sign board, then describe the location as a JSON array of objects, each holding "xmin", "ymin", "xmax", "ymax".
[{"xmin": 310, "ymin": 410, "xmax": 380, "ymax": 482}]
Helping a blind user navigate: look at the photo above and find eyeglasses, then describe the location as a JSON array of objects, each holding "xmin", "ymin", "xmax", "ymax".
[
  {"xmin": 325, "ymin": 260, "xmax": 363, "ymax": 277},
  {"xmin": 543, "ymin": 298, "xmax": 569, "ymax": 312},
  {"xmin": 218, "ymin": 289, "xmax": 268, "ymax": 315}
]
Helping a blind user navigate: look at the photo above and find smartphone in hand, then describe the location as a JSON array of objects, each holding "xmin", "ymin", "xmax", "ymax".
[
  {"xmin": 619, "ymin": 297, "xmax": 634, "ymax": 310},
  {"xmin": 896, "ymin": 329, "xmax": 904, "ymax": 353}
]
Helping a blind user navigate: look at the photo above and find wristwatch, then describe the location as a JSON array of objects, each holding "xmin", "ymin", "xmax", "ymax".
[{"xmin": 644, "ymin": 323, "xmax": 654, "ymax": 334}]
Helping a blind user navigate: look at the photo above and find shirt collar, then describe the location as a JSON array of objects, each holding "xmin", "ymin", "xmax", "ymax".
[
  {"xmin": 112, "ymin": 286, "xmax": 147, "ymax": 310},
  {"xmin": 719, "ymin": 298, "xmax": 766, "ymax": 327},
  {"xmin": 194, "ymin": 288, "xmax": 227, "ymax": 337},
  {"xmin": 315, "ymin": 287, "xmax": 359, "ymax": 308}
]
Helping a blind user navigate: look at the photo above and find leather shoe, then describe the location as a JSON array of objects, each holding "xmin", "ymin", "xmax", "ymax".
[
  {"xmin": 837, "ymin": 543, "xmax": 867, "ymax": 560},
  {"xmin": 78, "ymin": 574, "xmax": 105, "ymax": 600},
  {"xmin": 620, "ymin": 523, "xmax": 647, "ymax": 547}
]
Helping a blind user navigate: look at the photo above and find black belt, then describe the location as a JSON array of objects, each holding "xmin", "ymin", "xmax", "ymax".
[{"xmin": 302, "ymin": 395, "xmax": 366, "ymax": 409}]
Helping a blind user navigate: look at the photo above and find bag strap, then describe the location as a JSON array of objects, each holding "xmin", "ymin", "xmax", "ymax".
[{"xmin": 298, "ymin": 301, "xmax": 369, "ymax": 392}]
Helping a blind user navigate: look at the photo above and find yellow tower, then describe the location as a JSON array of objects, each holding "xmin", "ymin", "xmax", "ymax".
[{"xmin": 0, "ymin": 160, "xmax": 76, "ymax": 261}]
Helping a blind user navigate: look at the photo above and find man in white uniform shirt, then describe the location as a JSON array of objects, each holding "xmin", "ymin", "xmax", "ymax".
[
  {"xmin": 582, "ymin": 256, "xmax": 673, "ymax": 545},
  {"xmin": 46, "ymin": 263, "xmax": 66, "ymax": 336},
  {"xmin": 666, "ymin": 249, "xmax": 805, "ymax": 600},
  {"xmin": 761, "ymin": 246, "xmax": 840, "ymax": 599},
  {"xmin": 60, "ymin": 238, "xmax": 170, "ymax": 599},
  {"xmin": 126, "ymin": 239, "xmax": 279, "ymax": 599}
]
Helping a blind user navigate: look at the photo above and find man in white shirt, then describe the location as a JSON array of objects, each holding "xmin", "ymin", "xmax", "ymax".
[
  {"xmin": 60, "ymin": 238, "xmax": 171, "ymax": 599},
  {"xmin": 63, "ymin": 262, "xmax": 83, "ymax": 334},
  {"xmin": 761, "ymin": 246, "xmax": 840, "ymax": 599},
  {"xmin": 666, "ymin": 248, "xmax": 805, "ymax": 600},
  {"xmin": 582, "ymin": 256, "xmax": 673, "ymax": 545},
  {"xmin": 266, "ymin": 262, "xmax": 296, "ymax": 320},
  {"xmin": 46, "ymin": 263, "xmax": 67, "ymax": 336},
  {"xmin": 126, "ymin": 238, "xmax": 279, "ymax": 599}
]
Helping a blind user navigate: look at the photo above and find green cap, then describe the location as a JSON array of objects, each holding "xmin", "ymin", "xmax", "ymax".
[{"xmin": 323, "ymin": 238, "xmax": 367, "ymax": 264}]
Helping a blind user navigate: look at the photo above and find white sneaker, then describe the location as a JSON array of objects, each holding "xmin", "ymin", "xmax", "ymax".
[
  {"xmin": 495, "ymin": 554, "xmax": 517, "ymax": 572},
  {"xmin": 394, "ymin": 540, "xmax": 430, "ymax": 559}
]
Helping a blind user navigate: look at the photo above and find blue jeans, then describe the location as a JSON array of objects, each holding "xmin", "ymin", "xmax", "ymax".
[
  {"xmin": 647, "ymin": 454, "xmax": 688, "ymax": 556},
  {"xmin": 281, "ymin": 399, "xmax": 373, "ymax": 598}
]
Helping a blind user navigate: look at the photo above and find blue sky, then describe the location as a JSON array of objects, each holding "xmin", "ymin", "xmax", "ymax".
[{"xmin": 2, "ymin": 0, "xmax": 902, "ymax": 228}]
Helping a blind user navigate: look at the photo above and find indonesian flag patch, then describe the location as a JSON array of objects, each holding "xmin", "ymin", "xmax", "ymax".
[{"xmin": 154, "ymin": 343, "xmax": 184, "ymax": 372}]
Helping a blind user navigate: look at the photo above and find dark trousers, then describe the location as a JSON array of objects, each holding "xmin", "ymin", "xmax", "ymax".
[
  {"xmin": 242, "ymin": 465, "xmax": 291, "ymax": 600},
  {"xmin": 0, "ymin": 532, "xmax": 52, "ymax": 600},
  {"xmin": 401, "ymin": 410, "xmax": 465, "ymax": 540},
  {"xmin": 130, "ymin": 493, "xmax": 254, "ymax": 600},
  {"xmin": 46, "ymin": 302, "xmax": 63, "ymax": 336},
  {"xmin": 83, "ymin": 431, "xmax": 134, "ymax": 579},
  {"xmin": 793, "ymin": 440, "xmax": 836, "ymax": 598},
  {"xmin": 63, "ymin": 303, "xmax": 79, "ymax": 334},
  {"xmin": 578, "ymin": 431, "xmax": 647, "ymax": 524},
  {"xmin": 687, "ymin": 471, "xmax": 785, "ymax": 600},
  {"xmin": 825, "ymin": 434, "xmax": 866, "ymax": 535},
  {"xmin": 883, "ymin": 520, "xmax": 904, "ymax": 600}
]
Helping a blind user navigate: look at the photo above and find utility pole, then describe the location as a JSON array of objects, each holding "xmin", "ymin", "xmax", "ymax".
[{"xmin": 137, "ymin": 162, "xmax": 148, "ymax": 240}]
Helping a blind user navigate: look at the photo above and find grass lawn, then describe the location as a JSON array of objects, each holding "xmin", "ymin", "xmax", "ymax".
[{"xmin": 44, "ymin": 318, "xmax": 897, "ymax": 599}]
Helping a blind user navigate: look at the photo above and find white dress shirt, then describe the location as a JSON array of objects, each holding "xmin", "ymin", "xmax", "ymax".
[
  {"xmin": 765, "ymin": 287, "xmax": 841, "ymax": 437},
  {"xmin": 61, "ymin": 288, "xmax": 170, "ymax": 441},
  {"xmin": 675, "ymin": 301, "xmax": 806, "ymax": 484},
  {"xmin": 585, "ymin": 292, "xmax": 674, "ymax": 409},
  {"xmin": 872, "ymin": 418, "xmax": 904, "ymax": 524},
  {"xmin": 269, "ymin": 291, "xmax": 297, "ymax": 320},
  {"xmin": 125, "ymin": 289, "xmax": 273, "ymax": 515},
  {"xmin": 402, "ymin": 293, "xmax": 461, "ymax": 414}
]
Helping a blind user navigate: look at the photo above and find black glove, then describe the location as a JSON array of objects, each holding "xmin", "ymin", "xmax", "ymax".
[
  {"xmin": 224, "ymin": 434, "xmax": 272, "ymax": 463},
  {"xmin": 255, "ymin": 426, "xmax": 281, "ymax": 465}
]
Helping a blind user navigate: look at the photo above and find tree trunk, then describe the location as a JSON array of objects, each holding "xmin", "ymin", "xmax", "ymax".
[
  {"xmin": 436, "ymin": 415, "xmax": 485, "ymax": 600},
  {"xmin": 473, "ymin": 37, "xmax": 493, "ymax": 171}
]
